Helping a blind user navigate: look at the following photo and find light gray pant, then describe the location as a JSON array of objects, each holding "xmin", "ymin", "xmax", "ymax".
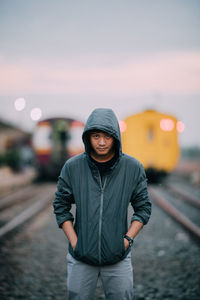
[{"xmin": 66, "ymin": 253, "xmax": 133, "ymax": 300}]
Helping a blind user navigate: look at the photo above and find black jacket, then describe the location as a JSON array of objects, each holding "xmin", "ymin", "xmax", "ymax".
[{"xmin": 53, "ymin": 108, "xmax": 151, "ymax": 265}]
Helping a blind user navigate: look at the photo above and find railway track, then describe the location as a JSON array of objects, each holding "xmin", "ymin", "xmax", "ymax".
[
  {"xmin": 149, "ymin": 182, "xmax": 200, "ymax": 241},
  {"xmin": 164, "ymin": 183, "xmax": 200, "ymax": 208},
  {"xmin": 0, "ymin": 167, "xmax": 36, "ymax": 198},
  {"xmin": 0, "ymin": 183, "xmax": 56, "ymax": 238}
]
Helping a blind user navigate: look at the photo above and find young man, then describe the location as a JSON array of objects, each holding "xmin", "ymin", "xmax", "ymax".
[{"xmin": 53, "ymin": 108, "xmax": 151, "ymax": 299}]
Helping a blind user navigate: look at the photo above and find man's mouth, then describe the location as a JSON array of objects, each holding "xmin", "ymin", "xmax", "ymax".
[{"xmin": 97, "ymin": 148, "xmax": 107, "ymax": 151}]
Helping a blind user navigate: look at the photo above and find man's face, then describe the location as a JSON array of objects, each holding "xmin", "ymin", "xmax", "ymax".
[{"xmin": 89, "ymin": 131, "xmax": 115, "ymax": 161}]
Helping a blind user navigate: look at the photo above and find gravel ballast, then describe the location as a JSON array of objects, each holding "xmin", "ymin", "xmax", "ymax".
[{"xmin": 0, "ymin": 199, "xmax": 199, "ymax": 299}]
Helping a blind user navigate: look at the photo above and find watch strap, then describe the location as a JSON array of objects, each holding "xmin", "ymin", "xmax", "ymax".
[{"xmin": 124, "ymin": 235, "xmax": 134, "ymax": 247}]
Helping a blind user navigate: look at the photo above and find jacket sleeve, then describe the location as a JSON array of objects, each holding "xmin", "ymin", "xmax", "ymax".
[
  {"xmin": 53, "ymin": 163, "xmax": 75, "ymax": 228},
  {"xmin": 130, "ymin": 164, "xmax": 152, "ymax": 225}
]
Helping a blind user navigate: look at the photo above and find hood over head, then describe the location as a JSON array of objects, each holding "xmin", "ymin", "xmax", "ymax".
[{"xmin": 82, "ymin": 108, "xmax": 122, "ymax": 156}]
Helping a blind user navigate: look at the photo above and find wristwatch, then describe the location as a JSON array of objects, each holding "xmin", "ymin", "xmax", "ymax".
[{"xmin": 124, "ymin": 235, "xmax": 134, "ymax": 247}]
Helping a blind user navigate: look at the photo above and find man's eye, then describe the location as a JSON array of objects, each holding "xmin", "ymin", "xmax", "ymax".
[{"xmin": 105, "ymin": 134, "xmax": 111, "ymax": 139}]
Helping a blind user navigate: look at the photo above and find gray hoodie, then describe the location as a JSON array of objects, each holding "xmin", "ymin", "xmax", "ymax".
[{"xmin": 53, "ymin": 108, "xmax": 151, "ymax": 265}]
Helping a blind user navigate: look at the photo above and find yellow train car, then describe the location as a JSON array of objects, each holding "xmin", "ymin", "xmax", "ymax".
[{"xmin": 121, "ymin": 110, "xmax": 180, "ymax": 181}]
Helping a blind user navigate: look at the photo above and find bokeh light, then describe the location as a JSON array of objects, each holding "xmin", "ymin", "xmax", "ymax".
[
  {"xmin": 160, "ymin": 118, "xmax": 175, "ymax": 132},
  {"xmin": 14, "ymin": 98, "xmax": 26, "ymax": 111},
  {"xmin": 119, "ymin": 120, "xmax": 127, "ymax": 133},
  {"xmin": 176, "ymin": 121, "xmax": 185, "ymax": 133},
  {"xmin": 30, "ymin": 108, "xmax": 42, "ymax": 121}
]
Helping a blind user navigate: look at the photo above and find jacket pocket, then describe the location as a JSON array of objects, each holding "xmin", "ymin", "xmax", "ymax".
[
  {"xmin": 74, "ymin": 240, "xmax": 79, "ymax": 253},
  {"xmin": 121, "ymin": 235, "xmax": 126, "ymax": 256},
  {"xmin": 121, "ymin": 235, "xmax": 131, "ymax": 257},
  {"xmin": 74, "ymin": 232, "xmax": 85, "ymax": 260},
  {"xmin": 74, "ymin": 235, "xmax": 80, "ymax": 255}
]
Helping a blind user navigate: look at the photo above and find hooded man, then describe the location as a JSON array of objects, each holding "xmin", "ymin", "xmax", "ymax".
[{"xmin": 53, "ymin": 108, "xmax": 151, "ymax": 299}]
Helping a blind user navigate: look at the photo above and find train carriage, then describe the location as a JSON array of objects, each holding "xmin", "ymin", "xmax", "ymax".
[
  {"xmin": 32, "ymin": 118, "xmax": 84, "ymax": 179},
  {"xmin": 121, "ymin": 110, "xmax": 180, "ymax": 182}
]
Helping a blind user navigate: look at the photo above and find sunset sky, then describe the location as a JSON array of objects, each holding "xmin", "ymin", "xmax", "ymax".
[{"xmin": 0, "ymin": 0, "xmax": 199, "ymax": 147}]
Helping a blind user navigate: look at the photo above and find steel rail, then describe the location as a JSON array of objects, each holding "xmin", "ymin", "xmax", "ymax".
[
  {"xmin": 149, "ymin": 186, "xmax": 200, "ymax": 241},
  {"xmin": 0, "ymin": 188, "xmax": 54, "ymax": 238},
  {"xmin": 0, "ymin": 185, "xmax": 37, "ymax": 210},
  {"xmin": 164, "ymin": 183, "xmax": 200, "ymax": 209}
]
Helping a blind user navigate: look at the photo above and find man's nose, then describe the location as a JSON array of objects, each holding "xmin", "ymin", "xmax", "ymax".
[{"xmin": 99, "ymin": 137, "xmax": 106, "ymax": 145}]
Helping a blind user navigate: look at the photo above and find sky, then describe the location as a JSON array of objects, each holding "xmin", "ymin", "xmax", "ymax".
[{"xmin": 0, "ymin": 0, "xmax": 200, "ymax": 147}]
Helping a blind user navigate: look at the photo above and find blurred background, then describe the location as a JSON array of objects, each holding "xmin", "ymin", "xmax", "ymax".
[
  {"xmin": 0, "ymin": 1, "xmax": 199, "ymax": 299},
  {"xmin": 0, "ymin": 0, "xmax": 200, "ymax": 178}
]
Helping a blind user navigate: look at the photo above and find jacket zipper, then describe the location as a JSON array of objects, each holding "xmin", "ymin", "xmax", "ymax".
[{"xmin": 98, "ymin": 174, "xmax": 107, "ymax": 264}]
